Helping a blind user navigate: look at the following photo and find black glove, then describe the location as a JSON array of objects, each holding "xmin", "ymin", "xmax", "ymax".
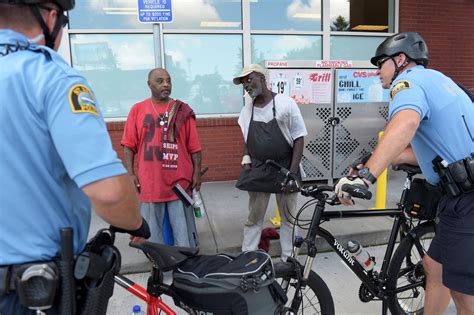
[
  {"xmin": 349, "ymin": 152, "xmax": 372, "ymax": 170},
  {"xmin": 281, "ymin": 172, "xmax": 301, "ymax": 193},
  {"xmin": 110, "ymin": 217, "xmax": 151, "ymax": 239}
]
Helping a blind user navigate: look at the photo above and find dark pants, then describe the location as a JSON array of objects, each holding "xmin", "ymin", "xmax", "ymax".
[
  {"xmin": 0, "ymin": 293, "xmax": 59, "ymax": 315},
  {"xmin": 428, "ymin": 191, "xmax": 474, "ymax": 295}
]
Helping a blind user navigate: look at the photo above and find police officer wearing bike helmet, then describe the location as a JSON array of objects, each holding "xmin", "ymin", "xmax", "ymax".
[
  {"xmin": 335, "ymin": 32, "xmax": 474, "ymax": 314},
  {"xmin": 0, "ymin": 1, "xmax": 150, "ymax": 313}
]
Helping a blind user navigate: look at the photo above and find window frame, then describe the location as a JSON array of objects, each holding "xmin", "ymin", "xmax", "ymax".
[{"xmin": 62, "ymin": 0, "xmax": 398, "ymax": 120}]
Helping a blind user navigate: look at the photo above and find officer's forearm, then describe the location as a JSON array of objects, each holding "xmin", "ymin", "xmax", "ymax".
[
  {"xmin": 82, "ymin": 174, "xmax": 141, "ymax": 230},
  {"xmin": 392, "ymin": 146, "xmax": 418, "ymax": 166},
  {"xmin": 366, "ymin": 110, "xmax": 420, "ymax": 177}
]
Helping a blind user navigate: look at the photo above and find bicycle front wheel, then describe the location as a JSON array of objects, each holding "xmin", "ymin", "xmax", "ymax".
[
  {"xmin": 387, "ymin": 221, "xmax": 436, "ymax": 315},
  {"xmin": 274, "ymin": 261, "xmax": 335, "ymax": 315}
]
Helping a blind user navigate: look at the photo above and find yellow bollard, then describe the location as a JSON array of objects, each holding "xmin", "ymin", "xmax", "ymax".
[
  {"xmin": 371, "ymin": 131, "xmax": 387, "ymax": 210},
  {"xmin": 270, "ymin": 206, "xmax": 281, "ymax": 227}
]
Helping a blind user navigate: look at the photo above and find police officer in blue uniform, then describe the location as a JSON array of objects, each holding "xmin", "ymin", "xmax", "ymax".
[
  {"xmin": 335, "ymin": 32, "xmax": 474, "ymax": 314},
  {"xmin": 0, "ymin": 1, "xmax": 149, "ymax": 313}
]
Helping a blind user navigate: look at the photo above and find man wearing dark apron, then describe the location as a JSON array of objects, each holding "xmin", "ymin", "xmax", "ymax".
[{"xmin": 233, "ymin": 64, "xmax": 307, "ymax": 261}]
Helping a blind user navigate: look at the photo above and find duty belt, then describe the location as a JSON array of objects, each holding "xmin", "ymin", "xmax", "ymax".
[
  {"xmin": 0, "ymin": 262, "xmax": 57, "ymax": 297},
  {"xmin": 0, "ymin": 264, "xmax": 30, "ymax": 296},
  {"xmin": 433, "ymin": 154, "xmax": 474, "ymax": 197}
]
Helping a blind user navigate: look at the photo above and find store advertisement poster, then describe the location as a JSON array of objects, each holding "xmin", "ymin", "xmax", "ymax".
[
  {"xmin": 268, "ymin": 69, "xmax": 333, "ymax": 105},
  {"xmin": 336, "ymin": 69, "xmax": 390, "ymax": 103}
]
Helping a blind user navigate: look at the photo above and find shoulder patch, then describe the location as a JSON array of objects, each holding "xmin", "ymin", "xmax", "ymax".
[
  {"xmin": 69, "ymin": 84, "xmax": 98, "ymax": 115},
  {"xmin": 390, "ymin": 80, "xmax": 411, "ymax": 100}
]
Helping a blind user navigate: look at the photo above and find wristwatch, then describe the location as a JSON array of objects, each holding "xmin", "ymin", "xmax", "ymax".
[{"xmin": 358, "ymin": 167, "xmax": 377, "ymax": 184}]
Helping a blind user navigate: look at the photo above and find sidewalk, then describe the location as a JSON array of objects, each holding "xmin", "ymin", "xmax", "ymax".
[{"xmin": 89, "ymin": 169, "xmax": 407, "ymax": 274}]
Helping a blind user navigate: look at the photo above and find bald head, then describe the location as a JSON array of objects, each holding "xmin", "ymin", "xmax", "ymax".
[
  {"xmin": 148, "ymin": 68, "xmax": 169, "ymax": 81},
  {"xmin": 147, "ymin": 68, "xmax": 172, "ymax": 102}
]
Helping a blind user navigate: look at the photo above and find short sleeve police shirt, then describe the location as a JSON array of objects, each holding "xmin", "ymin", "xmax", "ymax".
[{"xmin": 0, "ymin": 30, "xmax": 126, "ymax": 264}]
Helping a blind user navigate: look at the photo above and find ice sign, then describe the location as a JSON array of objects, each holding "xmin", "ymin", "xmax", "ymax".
[{"xmin": 137, "ymin": 0, "xmax": 173, "ymax": 23}]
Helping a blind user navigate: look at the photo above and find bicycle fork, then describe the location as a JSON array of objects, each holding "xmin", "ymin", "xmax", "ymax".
[{"xmin": 285, "ymin": 198, "xmax": 325, "ymax": 313}]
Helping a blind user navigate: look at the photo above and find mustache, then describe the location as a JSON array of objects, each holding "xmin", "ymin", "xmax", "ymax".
[{"xmin": 243, "ymin": 91, "xmax": 256, "ymax": 99}]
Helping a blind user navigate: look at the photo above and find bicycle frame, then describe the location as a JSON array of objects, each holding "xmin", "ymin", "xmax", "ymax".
[
  {"xmin": 114, "ymin": 273, "xmax": 177, "ymax": 315},
  {"xmin": 294, "ymin": 189, "xmax": 427, "ymax": 315},
  {"xmin": 316, "ymin": 208, "xmax": 409, "ymax": 295}
]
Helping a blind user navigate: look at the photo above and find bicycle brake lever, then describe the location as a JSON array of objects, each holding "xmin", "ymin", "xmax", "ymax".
[{"xmin": 326, "ymin": 195, "xmax": 341, "ymax": 206}]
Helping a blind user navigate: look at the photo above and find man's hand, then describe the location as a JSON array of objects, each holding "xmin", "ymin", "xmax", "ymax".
[
  {"xmin": 241, "ymin": 154, "xmax": 252, "ymax": 169},
  {"xmin": 334, "ymin": 177, "xmax": 368, "ymax": 205},
  {"xmin": 281, "ymin": 173, "xmax": 300, "ymax": 194},
  {"xmin": 111, "ymin": 217, "xmax": 151, "ymax": 239},
  {"xmin": 192, "ymin": 171, "xmax": 202, "ymax": 191}
]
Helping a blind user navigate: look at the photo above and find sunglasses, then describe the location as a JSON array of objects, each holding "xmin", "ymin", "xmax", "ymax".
[
  {"xmin": 57, "ymin": 13, "xmax": 69, "ymax": 28},
  {"xmin": 38, "ymin": 5, "xmax": 69, "ymax": 28},
  {"xmin": 376, "ymin": 56, "xmax": 391, "ymax": 69}
]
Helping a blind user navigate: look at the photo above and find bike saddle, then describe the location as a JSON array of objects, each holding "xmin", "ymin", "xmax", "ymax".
[
  {"xmin": 129, "ymin": 241, "xmax": 199, "ymax": 272},
  {"xmin": 392, "ymin": 164, "xmax": 422, "ymax": 175}
]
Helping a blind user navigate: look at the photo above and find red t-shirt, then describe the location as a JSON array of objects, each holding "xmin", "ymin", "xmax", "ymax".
[{"xmin": 121, "ymin": 98, "xmax": 201, "ymax": 202}]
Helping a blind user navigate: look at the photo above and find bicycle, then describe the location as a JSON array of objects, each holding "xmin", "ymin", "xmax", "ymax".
[
  {"xmin": 266, "ymin": 160, "xmax": 436, "ymax": 315},
  {"xmin": 103, "ymin": 162, "xmax": 433, "ymax": 315}
]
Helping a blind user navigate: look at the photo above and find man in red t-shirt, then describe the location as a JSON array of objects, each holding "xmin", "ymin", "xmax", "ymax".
[{"xmin": 122, "ymin": 68, "xmax": 202, "ymax": 247}]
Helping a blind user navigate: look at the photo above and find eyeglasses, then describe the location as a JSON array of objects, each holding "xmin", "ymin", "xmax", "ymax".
[{"xmin": 376, "ymin": 56, "xmax": 391, "ymax": 69}]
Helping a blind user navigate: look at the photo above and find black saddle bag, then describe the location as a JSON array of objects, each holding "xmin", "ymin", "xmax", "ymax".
[
  {"xmin": 404, "ymin": 178, "xmax": 443, "ymax": 220},
  {"xmin": 171, "ymin": 250, "xmax": 286, "ymax": 315}
]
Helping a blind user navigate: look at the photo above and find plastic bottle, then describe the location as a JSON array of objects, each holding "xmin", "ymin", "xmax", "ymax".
[
  {"xmin": 293, "ymin": 235, "xmax": 304, "ymax": 256},
  {"xmin": 129, "ymin": 305, "xmax": 145, "ymax": 315},
  {"xmin": 346, "ymin": 240, "xmax": 375, "ymax": 271},
  {"xmin": 192, "ymin": 189, "xmax": 203, "ymax": 218}
]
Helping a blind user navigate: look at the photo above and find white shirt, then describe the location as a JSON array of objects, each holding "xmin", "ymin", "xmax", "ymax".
[{"xmin": 238, "ymin": 93, "xmax": 308, "ymax": 146}]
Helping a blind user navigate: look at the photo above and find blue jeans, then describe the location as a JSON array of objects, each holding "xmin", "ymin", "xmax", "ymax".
[{"xmin": 141, "ymin": 200, "xmax": 191, "ymax": 247}]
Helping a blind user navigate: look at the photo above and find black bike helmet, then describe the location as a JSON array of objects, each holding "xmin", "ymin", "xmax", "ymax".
[
  {"xmin": 0, "ymin": 0, "xmax": 74, "ymax": 10},
  {"xmin": 0, "ymin": 0, "xmax": 75, "ymax": 48},
  {"xmin": 371, "ymin": 32, "xmax": 429, "ymax": 67}
]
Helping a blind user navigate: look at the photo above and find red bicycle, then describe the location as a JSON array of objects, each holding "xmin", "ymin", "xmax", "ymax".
[{"xmin": 113, "ymin": 240, "xmax": 199, "ymax": 315}]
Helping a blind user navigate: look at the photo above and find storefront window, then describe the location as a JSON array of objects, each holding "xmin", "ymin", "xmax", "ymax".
[
  {"xmin": 330, "ymin": 0, "xmax": 394, "ymax": 32},
  {"xmin": 69, "ymin": 0, "xmax": 151, "ymax": 30},
  {"xmin": 252, "ymin": 35, "xmax": 322, "ymax": 65},
  {"xmin": 70, "ymin": 34, "xmax": 155, "ymax": 118},
  {"xmin": 251, "ymin": 0, "xmax": 322, "ymax": 31},
  {"xmin": 164, "ymin": 34, "xmax": 243, "ymax": 115},
  {"xmin": 164, "ymin": 0, "xmax": 241, "ymax": 30},
  {"xmin": 331, "ymin": 36, "xmax": 385, "ymax": 60}
]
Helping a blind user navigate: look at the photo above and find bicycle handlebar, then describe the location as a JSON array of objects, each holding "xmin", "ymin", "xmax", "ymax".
[
  {"xmin": 341, "ymin": 183, "xmax": 372, "ymax": 200},
  {"xmin": 265, "ymin": 159, "xmax": 372, "ymax": 201},
  {"xmin": 266, "ymin": 159, "xmax": 292, "ymax": 177}
]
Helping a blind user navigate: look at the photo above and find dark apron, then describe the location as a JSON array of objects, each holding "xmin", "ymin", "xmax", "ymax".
[{"xmin": 236, "ymin": 96, "xmax": 293, "ymax": 193}]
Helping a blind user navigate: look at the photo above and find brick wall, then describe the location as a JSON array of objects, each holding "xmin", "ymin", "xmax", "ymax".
[
  {"xmin": 400, "ymin": 0, "xmax": 474, "ymax": 91},
  {"xmin": 107, "ymin": 117, "xmax": 243, "ymax": 182}
]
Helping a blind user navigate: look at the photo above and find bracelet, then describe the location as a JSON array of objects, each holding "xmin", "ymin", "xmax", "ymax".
[{"xmin": 241, "ymin": 155, "xmax": 252, "ymax": 165}]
